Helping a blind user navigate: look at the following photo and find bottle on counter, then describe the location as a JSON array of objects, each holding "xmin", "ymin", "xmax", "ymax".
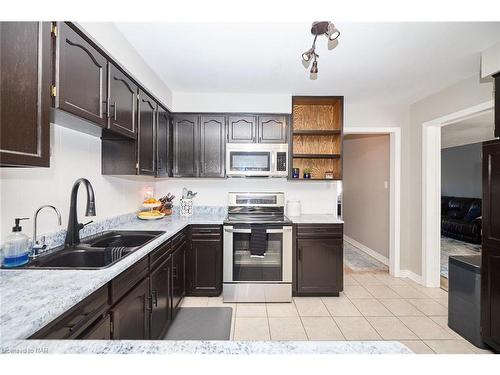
[{"xmin": 2, "ymin": 218, "xmax": 30, "ymax": 268}]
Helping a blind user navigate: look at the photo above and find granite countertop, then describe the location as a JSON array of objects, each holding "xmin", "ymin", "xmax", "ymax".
[
  {"xmin": 1, "ymin": 339, "xmax": 412, "ymax": 354},
  {"xmin": 0, "ymin": 212, "xmax": 226, "ymax": 342},
  {"xmin": 289, "ymin": 214, "xmax": 344, "ymax": 224}
]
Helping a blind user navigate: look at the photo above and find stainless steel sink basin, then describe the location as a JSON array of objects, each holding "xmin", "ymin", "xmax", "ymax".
[{"xmin": 24, "ymin": 230, "xmax": 165, "ymax": 269}]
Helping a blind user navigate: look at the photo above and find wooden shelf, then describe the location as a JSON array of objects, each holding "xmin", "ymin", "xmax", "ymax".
[
  {"xmin": 293, "ymin": 130, "xmax": 341, "ymax": 135},
  {"xmin": 293, "ymin": 153, "xmax": 341, "ymax": 159}
]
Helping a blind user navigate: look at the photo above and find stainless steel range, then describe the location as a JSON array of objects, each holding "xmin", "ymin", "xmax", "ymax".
[{"xmin": 223, "ymin": 192, "xmax": 292, "ymax": 302}]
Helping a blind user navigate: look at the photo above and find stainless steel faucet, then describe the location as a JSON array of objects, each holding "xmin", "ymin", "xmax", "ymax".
[{"xmin": 32, "ymin": 205, "xmax": 62, "ymax": 258}]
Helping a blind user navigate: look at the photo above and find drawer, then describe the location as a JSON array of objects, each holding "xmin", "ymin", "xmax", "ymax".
[
  {"xmin": 171, "ymin": 229, "xmax": 187, "ymax": 248},
  {"xmin": 110, "ymin": 256, "xmax": 149, "ymax": 304},
  {"xmin": 150, "ymin": 240, "xmax": 171, "ymax": 270},
  {"xmin": 30, "ymin": 284, "xmax": 109, "ymax": 339},
  {"xmin": 191, "ymin": 225, "xmax": 221, "ymax": 238},
  {"xmin": 296, "ymin": 224, "xmax": 343, "ymax": 238}
]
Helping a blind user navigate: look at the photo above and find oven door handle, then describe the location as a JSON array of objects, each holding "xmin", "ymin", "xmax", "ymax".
[{"xmin": 224, "ymin": 227, "xmax": 291, "ymax": 234}]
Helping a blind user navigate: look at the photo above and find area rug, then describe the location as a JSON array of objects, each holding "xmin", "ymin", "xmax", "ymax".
[
  {"xmin": 441, "ymin": 236, "xmax": 481, "ymax": 279},
  {"xmin": 344, "ymin": 241, "xmax": 388, "ymax": 272}
]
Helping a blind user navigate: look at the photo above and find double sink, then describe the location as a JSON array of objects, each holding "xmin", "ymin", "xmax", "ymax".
[{"xmin": 25, "ymin": 230, "xmax": 165, "ymax": 269}]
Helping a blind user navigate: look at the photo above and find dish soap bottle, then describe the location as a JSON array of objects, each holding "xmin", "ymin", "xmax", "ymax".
[{"xmin": 2, "ymin": 218, "xmax": 30, "ymax": 268}]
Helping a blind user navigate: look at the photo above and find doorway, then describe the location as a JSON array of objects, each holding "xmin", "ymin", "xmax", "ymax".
[
  {"xmin": 422, "ymin": 101, "xmax": 495, "ymax": 287},
  {"xmin": 343, "ymin": 127, "xmax": 401, "ymax": 277}
]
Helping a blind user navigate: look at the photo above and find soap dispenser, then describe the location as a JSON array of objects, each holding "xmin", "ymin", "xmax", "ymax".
[{"xmin": 2, "ymin": 218, "xmax": 30, "ymax": 268}]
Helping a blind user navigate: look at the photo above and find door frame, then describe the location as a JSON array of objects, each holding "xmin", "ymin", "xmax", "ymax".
[
  {"xmin": 343, "ymin": 127, "xmax": 401, "ymax": 277},
  {"xmin": 421, "ymin": 100, "xmax": 495, "ymax": 287}
]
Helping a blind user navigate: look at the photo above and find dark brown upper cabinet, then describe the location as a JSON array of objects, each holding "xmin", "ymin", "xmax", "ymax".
[
  {"xmin": 199, "ymin": 115, "xmax": 225, "ymax": 177},
  {"xmin": 0, "ymin": 22, "xmax": 52, "ymax": 167},
  {"xmin": 258, "ymin": 115, "xmax": 287, "ymax": 143},
  {"xmin": 55, "ymin": 22, "xmax": 107, "ymax": 127},
  {"xmin": 227, "ymin": 115, "xmax": 257, "ymax": 143},
  {"xmin": 137, "ymin": 90, "xmax": 157, "ymax": 176},
  {"xmin": 108, "ymin": 63, "xmax": 137, "ymax": 139},
  {"xmin": 156, "ymin": 106, "xmax": 171, "ymax": 177},
  {"xmin": 172, "ymin": 114, "xmax": 198, "ymax": 177}
]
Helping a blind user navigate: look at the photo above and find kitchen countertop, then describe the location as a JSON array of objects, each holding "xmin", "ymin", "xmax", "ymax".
[
  {"xmin": 288, "ymin": 214, "xmax": 344, "ymax": 224},
  {"xmin": 0, "ymin": 212, "xmax": 226, "ymax": 342},
  {"xmin": 1, "ymin": 339, "xmax": 412, "ymax": 354}
]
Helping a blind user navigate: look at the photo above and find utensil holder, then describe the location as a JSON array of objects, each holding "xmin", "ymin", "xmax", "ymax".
[{"xmin": 180, "ymin": 198, "xmax": 193, "ymax": 217}]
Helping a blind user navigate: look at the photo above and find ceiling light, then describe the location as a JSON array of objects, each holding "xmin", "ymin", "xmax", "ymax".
[
  {"xmin": 310, "ymin": 60, "xmax": 318, "ymax": 74},
  {"xmin": 327, "ymin": 23, "xmax": 340, "ymax": 41},
  {"xmin": 301, "ymin": 21, "xmax": 340, "ymax": 77}
]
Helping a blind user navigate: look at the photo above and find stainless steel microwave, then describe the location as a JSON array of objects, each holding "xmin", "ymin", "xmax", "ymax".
[{"xmin": 226, "ymin": 143, "xmax": 288, "ymax": 177}]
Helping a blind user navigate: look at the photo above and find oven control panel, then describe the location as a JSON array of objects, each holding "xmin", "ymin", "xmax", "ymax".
[{"xmin": 276, "ymin": 152, "xmax": 287, "ymax": 172}]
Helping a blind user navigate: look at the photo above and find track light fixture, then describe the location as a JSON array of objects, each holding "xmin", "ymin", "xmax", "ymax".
[{"xmin": 301, "ymin": 21, "xmax": 340, "ymax": 76}]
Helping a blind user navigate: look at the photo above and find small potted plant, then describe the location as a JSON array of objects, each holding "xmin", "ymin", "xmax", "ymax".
[{"xmin": 303, "ymin": 168, "xmax": 312, "ymax": 179}]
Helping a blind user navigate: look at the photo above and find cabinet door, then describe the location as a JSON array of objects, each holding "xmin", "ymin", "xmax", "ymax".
[
  {"xmin": 495, "ymin": 74, "xmax": 499, "ymax": 139},
  {"xmin": 172, "ymin": 115, "xmax": 198, "ymax": 177},
  {"xmin": 137, "ymin": 90, "xmax": 156, "ymax": 175},
  {"xmin": 258, "ymin": 115, "xmax": 287, "ymax": 143},
  {"xmin": 150, "ymin": 257, "xmax": 171, "ymax": 339},
  {"xmin": 108, "ymin": 63, "xmax": 137, "ymax": 138},
  {"xmin": 111, "ymin": 277, "xmax": 150, "ymax": 340},
  {"xmin": 0, "ymin": 22, "xmax": 51, "ymax": 167},
  {"xmin": 78, "ymin": 314, "xmax": 111, "ymax": 339},
  {"xmin": 55, "ymin": 22, "xmax": 107, "ymax": 127},
  {"xmin": 172, "ymin": 241, "xmax": 186, "ymax": 313},
  {"xmin": 199, "ymin": 115, "xmax": 225, "ymax": 177},
  {"xmin": 156, "ymin": 107, "xmax": 170, "ymax": 177},
  {"xmin": 481, "ymin": 140, "xmax": 500, "ymax": 351},
  {"xmin": 189, "ymin": 237, "xmax": 222, "ymax": 296},
  {"xmin": 227, "ymin": 116, "xmax": 257, "ymax": 143},
  {"xmin": 297, "ymin": 238, "xmax": 343, "ymax": 295}
]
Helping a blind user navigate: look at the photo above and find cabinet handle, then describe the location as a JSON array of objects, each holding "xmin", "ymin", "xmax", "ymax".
[
  {"xmin": 298, "ymin": 247, "xmax": 302, "ymax": 261},
  {"xmin": 66, "ymin": 313, "xmax": 90, "ymax": 332},
  {"xmin": 172, "ymin": 266, "xmax": 178, "ymax": 279},
  {"xmin": 152, "ymin": 290, "xmax": 158, "ymax": 307}
]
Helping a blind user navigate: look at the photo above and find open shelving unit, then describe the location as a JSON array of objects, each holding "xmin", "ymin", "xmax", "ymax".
[{"xmin": 289, "ymin": 96, "xmax": 343, "ymax": 181}]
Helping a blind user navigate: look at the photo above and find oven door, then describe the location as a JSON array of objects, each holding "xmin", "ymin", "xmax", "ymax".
[
  {"xmin": 223, "ymin": 226, "xmax": 292, "ymax": 283},
  {"xmin": 226, "ymin": 149, "xmax": 272, "ymax": 177}
]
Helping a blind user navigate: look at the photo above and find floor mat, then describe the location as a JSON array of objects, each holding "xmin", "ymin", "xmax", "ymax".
[
  {"xmin": 441, "ymin": 236, "xmax": 481, "ymax": 279},
  {"xmin": 164, "ymin": 307, "xmax": 233, "ymax": 340}
]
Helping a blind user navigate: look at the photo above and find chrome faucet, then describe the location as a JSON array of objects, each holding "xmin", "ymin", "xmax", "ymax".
[
  {"xmin": 32, "ymin": 205, "xmax": 62, "ymax": 258},
  {"xmin": 65, "ymin": 178, "xmax": 96, "ymax": 246}
]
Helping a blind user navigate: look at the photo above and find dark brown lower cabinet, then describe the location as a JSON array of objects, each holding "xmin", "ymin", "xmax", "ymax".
[
  {"xmin": 30, "ymin": 226, "xmax": 221, "ymax": 340},
  {"xmin": 188, "ymin": 226, "xmax": 223, "ymax": 296},
  {"xmin": 481, "ymin": 140, "xmax": 500, "ymax": 352},
  {"xmin": 78, "ymin": 314, "xmax": 111, "ymax": 339},
  {"xmin": 111, "ymin": 277, "xmax": 150, "ymax": 340},
  {"xmin": 150, "ymin": 256, "xmax": 171, "ymax": 340},
  {"xmin": 295, "ymin": 224, "xmax": 343, "ymax": 296},
  {"xmin": 172, "ymin": 240, "xmax": 186, "ymax": 314}
]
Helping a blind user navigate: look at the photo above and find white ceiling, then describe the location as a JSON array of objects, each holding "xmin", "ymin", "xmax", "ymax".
[
  {"xmin": 115, "ymin": 22, "xmax": 500, "ymax": 107},
  {"xmin": 441, "ymin": 110, "xmax": 495, "ymax": 149}
]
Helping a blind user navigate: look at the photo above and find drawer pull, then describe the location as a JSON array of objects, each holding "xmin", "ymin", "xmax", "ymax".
[{"xmin": 67, "ymin": 313, "xmax": 91, "ymax": 332}]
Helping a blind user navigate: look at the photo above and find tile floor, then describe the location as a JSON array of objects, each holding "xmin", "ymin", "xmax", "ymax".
[{"xmin": 181, "ymin": 269, "xmax": 493, "ymax": 354}]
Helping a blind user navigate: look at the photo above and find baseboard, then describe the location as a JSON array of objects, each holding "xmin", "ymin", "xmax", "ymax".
[
  {"xmin": 343, "ymin": 235, "xmax": 389, "ymax": 266},
  {"xmin": 399, "ymin": 270, "xmax": 423, "ymax": 285}
]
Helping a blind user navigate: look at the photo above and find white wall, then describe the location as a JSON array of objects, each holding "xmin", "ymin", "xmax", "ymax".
[
  {"xmin": 155, "ymin": 178, "xmax": 339, "ymax": 214},
  {"xmin": 78, "ymin": 22, "xmax": 173, "ymax": 110},
  {"xmin": 408, "ymin": 74, "xmax": 494, "ymax": 275},
  {"xmin": 0, "ymin": 121, "xmax": 150, "ymax": 243},
  {"xmin": 441, "ymin": 143, "xmax": 482, "ymax": 199},
  {"xmin": 343, "ymin": 134, "xmax": 390, "ymax": 258},
  {"xmin": 173, "ymin": 92, "xmax": 291, "ymax": 113}
]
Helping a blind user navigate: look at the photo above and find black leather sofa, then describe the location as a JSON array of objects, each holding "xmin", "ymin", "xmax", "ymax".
[{"xmin": 441, "ymin": 196, "xmax": 482, "ymax": 244}]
